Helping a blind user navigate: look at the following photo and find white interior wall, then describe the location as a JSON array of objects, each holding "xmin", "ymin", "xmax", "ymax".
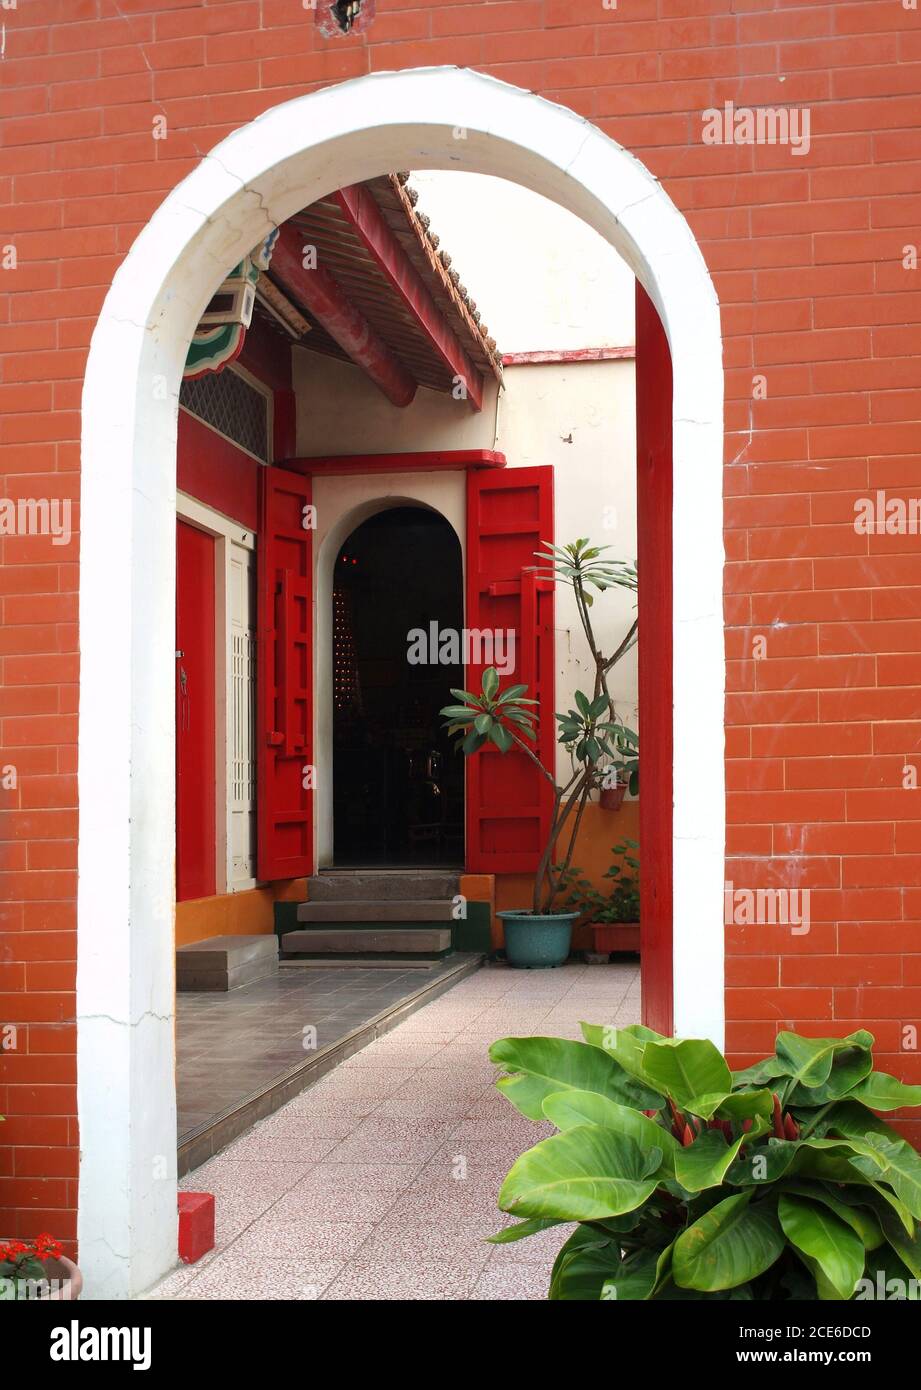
[
  {"xmin": 495, "ymin": 362, "xmax": 638, "ymax": 781},
  {"xmin": 294, "ymin": 350, "xmax": 500, "ymax": 455}
]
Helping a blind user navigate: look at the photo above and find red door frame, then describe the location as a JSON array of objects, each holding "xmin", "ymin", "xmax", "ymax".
[
  {"xmin": 175, "ymin": 519, "xmax": 217, "ymax": 902},
  {"xmin": 636, "ymin": 284, "xmax": 674, "ymax": 1036}
]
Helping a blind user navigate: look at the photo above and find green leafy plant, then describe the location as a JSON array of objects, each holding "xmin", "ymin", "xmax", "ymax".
[
  {"xmin": 487, "ymin": 1025, "xmax": 921, "ymax": 1300},
  {"xmin": 556, "ymin": 840, "xmax": 640, "ymax": 924},
  {"xmin": 440, "ymin": 539, "xmax": 638, "ymax": 915}
]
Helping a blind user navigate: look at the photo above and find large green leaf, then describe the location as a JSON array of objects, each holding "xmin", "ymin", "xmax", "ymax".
[
  {"xmin": 789, "ymin": 1046, "xmax": 873, "ymax": 1107},
  {"xmin": 778, "ymin": 1183, "xmax": 883, "ymax": 1252},
  {"xmin": 778, "ymin": 1194, "xmax": 866, "ymax": 1301},
  {"xmin": 548, "ymin": 1226, "xmax": 615, "ymax": 1300},
  {"xmin": 850, "ymin": 1134, "xmax": 921, "ymax": 1222},
  {"xmin": 880, "ymin": 1211, "xmax": 921, "ymax": 1281},
  {"xmin": 541, "ymin": 1089, "xmax": 679, "ymax": 1172},
  {"xmin": 487, "ymin": 1217, "xmax": 565, "ymax": 1245},
  {"xmin": 551, "ymin": 1240, "xmax": 623, "ymax": 1300},
  {"xmin": 824, "ymin": 1102, "xmax": 921, "ymax": 1220},
  {"xmin": 715, "ymin": 1089, "xmax": 776, "ymax": 1123},
  {"xmin": 831, "ymin": 1182, "xmax": 916, "ymax": 1242},
  {"xmin": 675, "ymin": 1126, "xmax": 767, "ymax": 1193},
  {"xmin": 732, "ymin": 1056, "xmax": 790, "ymax": 1088},
  {"xmin": 774, "ymin": 1030, "xmax": 873, "ymax": 1089},
  {"xmin": 673, "ymin": 1191, "xmax": 784, "ymax": 1291},
  {"xmin": 498, "ymin": 1125, "xmax": 662, "ymax": 1222},
  {"xmin": 602, "ymin": 1245, "xmax": 674, "ymax": 1302},
  {"xmin": 847, "ymin": 1070, "xmax": 921, "ymax": 1112},
  {"xmin": 641, "ymin": 1038, "xmax": 732, "ymax": 1108},
  {"xmin": 490, "ymin": 1036, "xmax": 663, "ymax": 1121},
  {"xmin": 859, "ymin": 1245, "xmax": 921, "ymax": 1301},
  {"xmin": 580, "ymin": 1021, "xmax": 664, "ymax": 1084},
  {"xmin": 727, "ymin": 1138, "xmax": 800, "ymax": 1187}
]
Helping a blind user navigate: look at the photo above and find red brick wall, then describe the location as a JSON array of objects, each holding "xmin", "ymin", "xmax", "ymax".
[{"xmin": 3, "ymin": 0, "xmax": 920, "ymax": 1241}]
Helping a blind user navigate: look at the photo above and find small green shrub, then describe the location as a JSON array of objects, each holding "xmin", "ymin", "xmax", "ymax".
[{"xmin": 556, "ymin": 839, "xmax": 640, "ymax": 924}]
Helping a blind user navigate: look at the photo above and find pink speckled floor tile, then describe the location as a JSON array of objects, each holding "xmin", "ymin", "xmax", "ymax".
[
  {"xmin": 227, "ymin": 1218, "xmax": 374, "ymax": 1264},
  {"xmin": 321, "ymin": 1258, "xmax": 479, "ymax": 1302},
  {"xmin": 471, "ymin": 1262, "xmax": 549, "ymax": 1300},
  {"xmin": 220, "ymin": 1133, "xmax": 339, "ymax": 1164},
  {"xmin": 178, "ymin": 1257, "xmax": 345, "ymax": 1301}
]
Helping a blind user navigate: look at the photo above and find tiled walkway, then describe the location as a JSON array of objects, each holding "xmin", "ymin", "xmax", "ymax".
[
  {"xmin": 177, "ymin": 958, "xmax": 475, "ymax": 1143},
  {"xmin": 151, "ymin": 960, "xmax": 640, "ymax": 1301}
]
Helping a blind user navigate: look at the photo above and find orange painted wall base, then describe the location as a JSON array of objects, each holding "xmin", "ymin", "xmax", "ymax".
[
  {"xmin": 175, "ymin": 879, "xmax": 307, "ymax": 948},
  {"xmin": 494, "ymin": 799, "xmax": 640, "ymax": 952}
]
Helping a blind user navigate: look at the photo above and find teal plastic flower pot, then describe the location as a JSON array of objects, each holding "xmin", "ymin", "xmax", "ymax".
[{"xmin": 497, "ymin": 910, "xmax": 578, "ymax": 969}]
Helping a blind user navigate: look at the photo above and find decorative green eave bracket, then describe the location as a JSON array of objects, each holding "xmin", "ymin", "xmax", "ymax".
[{"xmin": 183, "ymin": 229, "xmax": 279, "ymax": 380}]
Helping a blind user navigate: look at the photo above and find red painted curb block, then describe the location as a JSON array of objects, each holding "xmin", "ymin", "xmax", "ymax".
[{"xmin": 178, "ymin": 1192, "xmax": 215, "ymax": 1265}]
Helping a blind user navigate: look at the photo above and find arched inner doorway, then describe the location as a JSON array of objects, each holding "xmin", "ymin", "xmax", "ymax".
[{"xmin": 331, "ymin": 506, "xmax": 464, "ymax": 866}]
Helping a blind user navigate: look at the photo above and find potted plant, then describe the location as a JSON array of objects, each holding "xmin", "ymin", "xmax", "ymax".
[
  {"xmin": 598, "ymin": 727, "xmax": 639, "ymax": 811},
  {"xmin": 441, "ymin": 538, "xmax": 638, "ymax": 969},
  {"xmin": 557, "ymin": 839, "xmax": 640, "ymax": 954},
  {"xmin": 0, "ymin": 1233, "xmax": 82, "ymax": 1301},
  {"xmin": 487, "ymin": 1024, "xmax": 921, "ymax": 1300}
]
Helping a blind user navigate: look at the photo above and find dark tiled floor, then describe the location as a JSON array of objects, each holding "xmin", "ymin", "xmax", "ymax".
[{"xmin": 176, "ymin": 961, "xmax": 474, "ymax": 1142}]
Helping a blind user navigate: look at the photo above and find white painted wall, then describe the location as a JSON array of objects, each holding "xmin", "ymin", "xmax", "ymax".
[
  {"xmin": 294, "ymin": 348, "xmax": 499, "ymax": 454},
  {"xmin": 495, "ymin": 362, "xmax": 638, "ymax": 781},
  {"xmin": 409, "ymin": 170, "xmax": 636, "ymax": 354}
]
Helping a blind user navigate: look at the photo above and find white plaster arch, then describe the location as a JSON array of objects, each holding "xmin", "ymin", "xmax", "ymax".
[
  {"xmin": 314, "ymin": 484, "xmax": 465, "ymax": 866},
  {"xmin": 78, "ymin": 66, "xmax": 724, "ymax": 1298}
]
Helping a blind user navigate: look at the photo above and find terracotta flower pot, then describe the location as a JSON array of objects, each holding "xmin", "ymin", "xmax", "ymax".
[
  {"xmin": 599, "ymin": 783, "xmax": 627, "ymax": 812},
  {"xmin": 591, "ymin": 922, "xmax": 640, "ymax": 954},
  {"xmin": 43, "ymin": 1256, "xmax": 82, "ymax": 1300},
  {"xmin": 10, "ymin": 1256, "xmax": 83, "ymax": 1301}
]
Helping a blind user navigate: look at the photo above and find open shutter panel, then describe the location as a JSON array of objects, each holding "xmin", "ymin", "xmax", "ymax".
[
  {"xmin": 257, "ymin": 465, "xmax": 314, "ymax": 881},
  {"xmin": 465, "ymin": 466, "xmax": 555, "ymax": 873}
]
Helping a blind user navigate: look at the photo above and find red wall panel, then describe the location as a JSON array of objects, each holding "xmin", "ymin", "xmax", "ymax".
[
  {"xmin": 636, "ymin": 285, "xmax": 674, "ymax": 1038},
  {"xmin": 175, "ymin": 520, "xmax": 217, "ymax": 903}
]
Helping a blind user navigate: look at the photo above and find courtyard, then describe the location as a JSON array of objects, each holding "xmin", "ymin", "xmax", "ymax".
[{"xmin": 154, "ymin": 961, "xmax": 640, "ymax": 1301}]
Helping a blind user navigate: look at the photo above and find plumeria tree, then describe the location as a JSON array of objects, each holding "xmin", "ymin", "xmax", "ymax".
[{"xmin": 441, "ymin": 539, "xmax": 638, "ymax": 915}]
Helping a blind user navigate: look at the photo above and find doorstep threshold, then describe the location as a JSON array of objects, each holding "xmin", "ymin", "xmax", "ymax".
[{"xmin": 177, "ymin": 952, "xmax": 483, "ymax": 1177}]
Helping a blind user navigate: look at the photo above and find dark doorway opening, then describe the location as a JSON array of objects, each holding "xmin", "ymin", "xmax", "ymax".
[{"xmin": 332, "ymin": 505, "xmax": 464, "ymax": 866}]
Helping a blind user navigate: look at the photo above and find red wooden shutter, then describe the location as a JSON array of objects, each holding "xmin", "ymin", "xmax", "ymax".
[
  {"xmin": 465, "ymin": 466, "xmax": 555, "ymax": 872},
  {"xmin": 257, "ymin": 465, "xmax": 314, "ymax": 881}
]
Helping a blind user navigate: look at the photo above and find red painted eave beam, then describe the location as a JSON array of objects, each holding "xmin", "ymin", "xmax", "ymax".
[
  {"xmin": 269, "ymin": 224, "xmax": 417, "ymax": 408},
  {"xmin": 280, "ymin": 450, "xmax": 507, "ymax": 477},
  {"xmin": 335, "ymin": 184, "xmax": 485, "ymax": 413}
]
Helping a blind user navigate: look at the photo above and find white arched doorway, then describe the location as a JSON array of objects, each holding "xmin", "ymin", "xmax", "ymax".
[
  {"xmin": 315, "ymin": 486, "xmax": 465, "ymax": 868},
  {"xmin": 78, "ymin": 67, "xmax": 724, "ymax": 1297}
]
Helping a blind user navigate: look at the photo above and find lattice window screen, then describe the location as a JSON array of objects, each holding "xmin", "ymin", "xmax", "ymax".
[{"xmin": 180, "ymin": 367, "xmax": 269, "ymax": 462}]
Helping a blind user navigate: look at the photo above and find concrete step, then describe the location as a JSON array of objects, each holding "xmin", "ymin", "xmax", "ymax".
[
  {"xmin": 307, "ymin": 871, "xmax": 460, "ymax": 903},
  {"xmin": 177, "ymin": 934, "xmax": 278, "ymax": 992},
  {"xmin": 297, "ymin": 898, "xmax": 454, "ymax": 924},
  {"xmin": 282, "ymin": 927, "xmax": 452, "ymax": 956}
]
